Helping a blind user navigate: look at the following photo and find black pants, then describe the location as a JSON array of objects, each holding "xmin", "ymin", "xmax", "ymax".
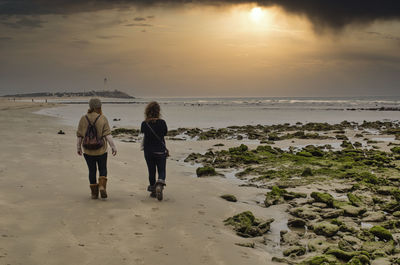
[
  {"xmin": 144, "ymin": 152, "xmax": 166, "ymax": 186},
  {"xmin": 84, "ymin": 153, "xmax": 108, "ymax": 184}
]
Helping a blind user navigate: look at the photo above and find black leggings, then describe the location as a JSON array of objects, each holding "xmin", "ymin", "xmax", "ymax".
[
  {"xmin": 84, "ymin": 153, "xmax": 108, "ymax": 184},
  {"xmin": 144, "ymin": 152, "xmax": 166, "ymax": 186}
]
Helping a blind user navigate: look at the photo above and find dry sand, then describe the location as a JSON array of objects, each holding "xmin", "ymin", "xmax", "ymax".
[{"xmin": 0, "ymin": 99, "xmax": 278, "ymax": 265}]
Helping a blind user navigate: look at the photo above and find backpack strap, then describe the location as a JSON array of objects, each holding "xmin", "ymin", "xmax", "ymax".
[
  {"xmin": 85, "ymin": 115, "xmax": 92, "ymax": 126},
  {"xmin": 93, "ymin": 114, "xmax": 101, "ymax": 125},
  {"xmin": 85, "ymin": 114, "xmax": 101, "ymax": 125}
]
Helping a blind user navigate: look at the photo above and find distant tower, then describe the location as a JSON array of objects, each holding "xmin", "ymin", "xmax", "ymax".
[{"xmin": 104, "ymin": 77, "xmax": 108, "ymax": 91}]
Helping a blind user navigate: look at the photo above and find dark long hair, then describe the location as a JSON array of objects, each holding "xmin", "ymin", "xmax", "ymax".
[{"xmin": 145, "ymin": 101, "xmax": 161, "ymax": 122}]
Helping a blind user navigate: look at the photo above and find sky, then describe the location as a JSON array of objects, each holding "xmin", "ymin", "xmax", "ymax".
[{"xmin": 0, "ymin": 0, "xmax": 400, "ymax": 97}]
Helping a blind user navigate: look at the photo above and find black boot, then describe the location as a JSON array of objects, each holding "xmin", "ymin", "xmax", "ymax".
[{"xmin": 147, "ymin": 185, "xmax": 156, "ymax": 198}]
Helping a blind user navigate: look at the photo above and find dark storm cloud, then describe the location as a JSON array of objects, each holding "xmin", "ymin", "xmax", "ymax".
[
  {"xmin": 97, "ymin": 35, "xmax": 122, "ymax": 39},
  {"xmin": 0, "ymin": 0, "xmax": 399, "ymax": 31},
  {"xmin": 134, "ymin": 17, "xmax": 146, "ymax": 21},
  {"xmin": 1, "ymin": 17, "xmax": 44, "ymax": 29},
  {"xmin": 366, "ymin": 31, "xmax": 400, "ymax": 42},
  {"xmin": 125, "ymin": 23, "xmax": 152, "ymax": 27},
  {"xmin": 70, "ymin": 39, "xmax": 90, "ymax": 46}
]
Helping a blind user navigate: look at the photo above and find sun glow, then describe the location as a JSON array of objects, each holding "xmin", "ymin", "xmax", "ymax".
[{"xmin": 250, "ymin": 7, "xmax": 264, "ymax": 22}]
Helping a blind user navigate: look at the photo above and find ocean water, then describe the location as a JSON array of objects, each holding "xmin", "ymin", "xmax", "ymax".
[{"xmin": 34, "ymin": 96, "xmax": 400, "ymax": 129}]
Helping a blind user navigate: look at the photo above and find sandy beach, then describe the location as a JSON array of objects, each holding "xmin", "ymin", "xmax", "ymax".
[
  {"xmin": 2, "ymin": 99, "xmax": 400, "ymax": 265},
  {"xmin": 0, "ymin": 100, "xmax": 277, "ymax": 265}
]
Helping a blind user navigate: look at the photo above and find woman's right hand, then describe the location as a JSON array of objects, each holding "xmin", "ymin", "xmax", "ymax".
[
  {"xmin": 77, "ymin": 148, "xmax": 82, "ymax": 156},
  {"xmin": 112, "ymin": 147, "xmax": 117, "ymax": 156}
]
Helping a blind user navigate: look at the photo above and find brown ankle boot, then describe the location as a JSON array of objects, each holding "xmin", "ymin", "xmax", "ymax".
[
  {"xmin": 90, "ymin": 184, "xmax": 99, "ymax": 199},
  {"xmin": 98, "ymin": 176, "xmax": 108, "ymax": 198}
]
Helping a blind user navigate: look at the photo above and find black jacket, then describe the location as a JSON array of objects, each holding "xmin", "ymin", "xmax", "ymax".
[{"xmin": 141, "ymin": 119, "xmax": 168, "ymax": 153}]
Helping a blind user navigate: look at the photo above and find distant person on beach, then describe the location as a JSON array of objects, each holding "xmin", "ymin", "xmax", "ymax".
[
  {"xmin": 76, "ymin": 98, "xmax": 117, "ymax": 199},
  {"xmin": 141, "ymin": 101, "xmax": 169, "ymax": 201}
]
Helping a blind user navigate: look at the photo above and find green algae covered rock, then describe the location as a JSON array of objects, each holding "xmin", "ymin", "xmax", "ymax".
[
  {"xmin": 264, "ymin": 186, "xmax": 286, "ymax": 207},
  {"xmin": 220, "ymin": 194, "xmax": 237, "ymax": 202},
  {"xmin": 196, "ymin": 166, "xmax": 217, "ymax": 177},
  {"xmin": 311, "ymin": 192, "xmax": 334, "ymax": 207},
  {"xmin": 324, "ymin": 248, "xmax": 370, "ymax": 262},
  {"xmin": 390, "ymin": 146, "xmax": 400, "ymax": 154},
  {"xmin": 228, "ymin": 144, "xmax": 248, "ymax": 154},
  {"xmin": 308, "ymin": 237, "xmax": 335, "ymax": 253},
  {"xmin": 264, "ymin": 186, "xmax": 307, "ymax": 207},
  {"xmin": 361, "ymin": 240, "xmax": 395, "ymax": 255},
  {"xmin": 224, "ymin": 211, "xmax": 274, "ymax": 238},
  {"xmin": 340, "ymin": 205, "xmax": 367, "ymax": 217},
  {"xmin": 347, "ymin": 193, "xmax": 364, "ymax": 207},
  {"xmin": 283, "ymin": 245, "xmax": 306, "ymax": 257},
  {"xmin": 302, "ymin": 167, "xmax": 314, "ymax": 177},
  {"xmin": 347, "ymin": 254, "xmax": 370, "ymax": 265},
  {"xmin": 370, "ymin": 225, "xmax": 393, "ymax": 241},
  {"xmin": 299, "ymin": 254, "xmax": 339, "ymax": 265},
  {"xmin": 313, "ymin": 222, "xmax": 339, "ymax": 237}
]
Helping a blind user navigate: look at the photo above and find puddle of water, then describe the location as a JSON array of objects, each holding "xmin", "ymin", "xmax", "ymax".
[{"xmin": 263, "ymin": 205, "xmax": 291, "ymax": 246}]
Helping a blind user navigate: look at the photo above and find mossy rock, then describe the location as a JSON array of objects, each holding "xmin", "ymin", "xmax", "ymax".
[
  {"xmin": 369, "ymin": 225, "xmax": 393, "ymax": 241},
  {"xmin": 297, "ymin": 151, "xmax": 313, "ymax": 157},
  {"xmin": 224, "ymin": 211, "xmax": 274, "ymax": 238},
  {"xmin": 299, "ymin": 254, "xmax": 339, "ymax": 265},
  {"xmin": 356, "ymin": 172, "xmax": 380, "ymax": 185},
  {"xmin": 381, "ymin": 219, "xmax": 400, "ymax": 229},
  {"xmin": 220, "ymin": 194, "xmax": 237, "ymax": 202},
  {"xmin": 228, "ymin": 144, "xmax": 248, "ymax": 154},
  {"xmin": 111, "ymin": 128, "xmax": 139, "ymax": 136},
  {"xmin": 271, "ymin": 257, "xmax": 293, "ymax": 264},
  {"xmin": 339, "ymin": 205, "xmax": 366, "ymax": 217},
  {"xmin": 289, "ymin": 206, "xmax": 318, "ymax": 220},
  {"xmin": 302, "ymin": 167, "xmax": 313, "ymax": 177},
  {"xmin": 283, "ymin": 245, "xmax": 306, "ymax": 257},
  {"xmin": 392, "ymin": 211, "xmax": 400, "ymax": 217},
  {"xmin": 282, "ymin": 191, "xmax": 307, "ymax": 200},
  {"xmin": 383, "ymin": 201, "xmax": 400, "ymax": 213},
  {"xmin": 347, "ymin": 254, "xmax": 370, "ymax": 265},
  {"xmin": 264, "ymin": 186, "xmax": 286, "ymax": 207},
  {"xmin": 361, "ymin": 240, "xmax": 395, "ymax": 255},
  {"xmin": 265, "ymin": 186, "xmax": 306, "ymax": 207},
  {"xmin": 336, "ymin": 134, "xmax": 348, "ymax": 140},
  {"xmin": 313, "ymin": 222, "xmax": 339, "ymax": 237},
  {"xmin": 324, "ymin": 248, "xmax": 370, "ymax": 262},
  {"xmin": 196, "ymin": 166, "xmax": 217, "ymax": 177},
  {"xmin": 347, "ymin": 193, "xmax": 364, "ymax": 207},
  {"xmin": 235, "ymin": 242, "xmax": 255, "ymax": 248},
  {"xmin": 390, "ymin": 147, "xmax": 400, "ymax": 154},
  {"xmin": 339, "ymin": 236, "xmax": 363, "ymax": 252},
  {"xmin": 308, "ymin": 237, "xmax": 335, "ymax": 253},
  {"xmin": 311, "ymin": 192, "xmax": 334, "ymax": 207}
]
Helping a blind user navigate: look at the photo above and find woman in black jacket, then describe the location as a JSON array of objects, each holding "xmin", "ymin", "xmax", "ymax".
[{"xmin": 141, "ymin": 101, "xmax": 168, "ymax": 201}]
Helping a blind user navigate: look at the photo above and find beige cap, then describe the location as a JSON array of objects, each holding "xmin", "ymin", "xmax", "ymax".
[{"xmin": 89, "ymin": 98, "xmax": 102, "ymax": 109}]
